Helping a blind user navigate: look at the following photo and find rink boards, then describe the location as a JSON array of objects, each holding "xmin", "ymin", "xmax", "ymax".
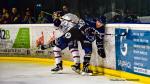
[{"xmin": 0, "ymin": 24, "xmax": 150, "ymax": 83}]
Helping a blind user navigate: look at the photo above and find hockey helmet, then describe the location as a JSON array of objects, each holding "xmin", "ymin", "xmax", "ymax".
[{"xmin": 97, "ymin": 16, "xmax": 106, "ymax": 24}]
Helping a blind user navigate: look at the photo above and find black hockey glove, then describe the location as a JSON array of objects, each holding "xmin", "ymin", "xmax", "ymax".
[{"xmin": 97, "ymin": 50, "xmax": 106, "ymax": 58}]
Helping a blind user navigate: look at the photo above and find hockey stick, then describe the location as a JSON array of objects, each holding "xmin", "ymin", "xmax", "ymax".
[
  {"xmin": 95, "ymin": 30, "xmax": 128, "ymax": 37},
  {"xmin": 104, "ymin": 32, "xmax": 127, "ymax": 36},
  {"xmin": 105, "ymin": 27, "xmax": 130, "ymax": 37},
  {"xmin": 42, "ymin": 11, "xmax": 62, "ymax": 19},
  {"xmin": 42, "ymin": 11, "xmax": 53, "ymax": 16}
]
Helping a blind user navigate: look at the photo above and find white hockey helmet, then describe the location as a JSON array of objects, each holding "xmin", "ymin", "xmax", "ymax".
[{"xmin": 61, "ymin": 13, "xmax": 80, "ymax": 24}]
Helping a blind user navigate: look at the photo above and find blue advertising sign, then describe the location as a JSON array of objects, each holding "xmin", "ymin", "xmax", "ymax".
[{"xmin": 115, "ymin": 28, "xmax": 150, "ymax": 77}]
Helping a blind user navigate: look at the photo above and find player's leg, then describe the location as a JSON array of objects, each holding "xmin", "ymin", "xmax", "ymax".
[
  {"xmin": 51, "ymin": 36, "xmax": 68, "ymax": 72},
  {"xmin": 65, "ymin": 28, "xmax": 83, "ymax": 74},
  {"xmin": 81, "ymin": 40, "xmax": 93, "ymax": 76},
  {"xmin": 51, "ymin": 46, "xmax": 63, "ymax": 72},
  {"xmin": 69, "ymin": 40, "xmax": 81, "ymax": 74}
]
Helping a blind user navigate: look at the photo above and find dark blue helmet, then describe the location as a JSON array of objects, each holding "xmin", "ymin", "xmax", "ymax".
[{"xmin": 97, "ymin": 16, "xmax": 106, "ymax": 24}]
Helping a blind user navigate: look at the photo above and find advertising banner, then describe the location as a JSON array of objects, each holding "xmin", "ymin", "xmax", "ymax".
[
  {"xmin": 1, "ymin": 23, "xmax": 150, "ymax": 76},
  {"xmin": 0, "ymin": 24, "xmax": 68, "ymax": 57},
  {"xmin": 116, "ymin": 28, "xmax": 150, "ymax": 76}
]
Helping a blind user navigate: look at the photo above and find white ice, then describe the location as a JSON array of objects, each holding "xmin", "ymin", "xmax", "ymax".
[{"xmin": 0, "ymin": 61, "xmax": 141, "ymax": 84}]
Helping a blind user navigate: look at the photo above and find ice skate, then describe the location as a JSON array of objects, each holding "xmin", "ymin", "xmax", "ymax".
[
  {"xmin": 71, "ymin": 63, "xmax": 81, "ymax": 74},
  {"xmin": 51, "ymin": 61, "xmax": 63, "ymax": 73},
  {"xmin": 81, "ymin": 62, "xmax": 93, "ymax": 76}
]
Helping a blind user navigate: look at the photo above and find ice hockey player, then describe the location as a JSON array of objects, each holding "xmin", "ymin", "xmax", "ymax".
[
  {"xmin": 79, "ymin": 16, "xmax": 106, "ymax": 75},
  {"xmin": 95, "ymin": 16, "xmax": 106, "ymax": 58},
  {"xmin": 51, "ymin": 13, "xmax": 84, "ymax": 74}
]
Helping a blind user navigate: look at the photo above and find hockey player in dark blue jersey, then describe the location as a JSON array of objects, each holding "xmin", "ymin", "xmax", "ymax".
[
  {"xmin": 95, "ymin": 16, "xmax": 106, "ymax": 58},
  {"xmin": 79, "ymin": 16, "xmax": 106, "ymax": 75},
  {"xmin": 84, "ymin": 16, "xmax": 106, "ymax": 58}
]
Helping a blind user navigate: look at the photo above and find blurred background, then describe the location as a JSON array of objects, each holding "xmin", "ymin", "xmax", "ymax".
[{"xmin": 1, "ymin": 0, "xmax": 150, "ymax": 24}]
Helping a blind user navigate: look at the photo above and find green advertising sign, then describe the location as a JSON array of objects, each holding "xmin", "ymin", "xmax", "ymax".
[{"xmin": 13, "ymin": 28, "xmax": 30, "ymax": 48}]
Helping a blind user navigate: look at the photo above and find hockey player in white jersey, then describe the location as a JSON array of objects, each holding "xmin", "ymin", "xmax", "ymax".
[{"xmin": 51, "ymin": 13, "xmax": 84, "ymax": 73}]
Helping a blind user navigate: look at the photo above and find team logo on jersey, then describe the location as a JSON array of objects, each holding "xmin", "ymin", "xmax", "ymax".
[{"xmin": 65, "ymin": 32, "xmax": 71, "ymax": 38}]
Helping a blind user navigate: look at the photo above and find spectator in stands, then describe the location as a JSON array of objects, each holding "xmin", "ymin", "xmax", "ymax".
[
  {"xmin": 22, "ymin": 8, "xmax": 36, "ymax": 24},
  {"xmin": 124, "ymin": 14, "xmax": 140, "ymax": 23},
  {"xmin": 37, "ymin": 11, "xmax": 49, "ymax": 23},
  {"xmin": 1, "ymin": 8, "xmax": 10, "ymax": 24},
  {"xmin": 10, "ymin": 7, "xmax": 22, "ymax": 24},
  {"xmin": 111, "ymin": 15, "xmax": 123, "ymax": 23},
  {"xmin": 123, "ymin": 10, "xmax": 140, "ymax": 23},
  {"xmin": 0, "ymin": 10, "xmax": 2, "ymax": 24},
  {"xmin": 62, "ymin": 5, "xmax": 69, "ymax": 14}
]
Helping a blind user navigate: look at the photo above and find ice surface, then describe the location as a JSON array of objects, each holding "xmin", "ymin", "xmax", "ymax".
[{"xmin": 0, "ymin": 61, "xmax": 140, "ymax": 84}]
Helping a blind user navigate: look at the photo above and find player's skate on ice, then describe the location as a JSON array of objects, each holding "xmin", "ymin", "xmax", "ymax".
[
  {"xmin": 71, "ymin": 62, "xmax": 81, "ymax": 74},
  {"xmin": 51, "ymin": 61, "xmax": 63, "ymax": 72}
]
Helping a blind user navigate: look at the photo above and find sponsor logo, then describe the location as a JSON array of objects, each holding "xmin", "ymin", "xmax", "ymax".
[
  {"xmin": 0, "ymin": 28, "xmax": 10, "ymax": 39},
  {"xmin": 120, "ymin": 32, "xmax": 128, "ymax": 56}
]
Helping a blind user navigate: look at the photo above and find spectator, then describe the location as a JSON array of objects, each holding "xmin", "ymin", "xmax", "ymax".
[
  {"xmin": 22, "ymin": 8, "xmax": 36, "ymax": 24},
  {"xmin": 10, "ymin": 7, "xmax": 22, "ymax": 24},
  {"xmin": 62, "ymin": 5, "xmax": 69, "ymax": 14},
  {"xmin": 111, "ymin": 15, "xmax": 123, "ymax": 23},
  {"xmin": 1, "ymin": 8, "xmax": 10, "ymax": 24},
  {"xmin": 0, "ymin": 10, "xmax": 2, "ymax": 24},
  {"xmin": 124, "ymin": 14, "xmax": 140, "ymax": 23},
  {"xmin": 37, "ymin": 11, "xmax": 49, "ymax": 23}
]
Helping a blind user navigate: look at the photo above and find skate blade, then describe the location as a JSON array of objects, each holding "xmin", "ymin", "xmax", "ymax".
[
  {"xmin": 51, "ymin": 70, "xmax": 63, "ymax": 74},
  {"xmin": 73, "ymin": 69, "xmax": 81, "ymax": 74},
  {"xmin": 72, "ymin": 67, "xmax": 81, "ymax": 74},
  {"xmin": 81, "ymin": 72, "xmax": 93, "ymax": 76}
]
